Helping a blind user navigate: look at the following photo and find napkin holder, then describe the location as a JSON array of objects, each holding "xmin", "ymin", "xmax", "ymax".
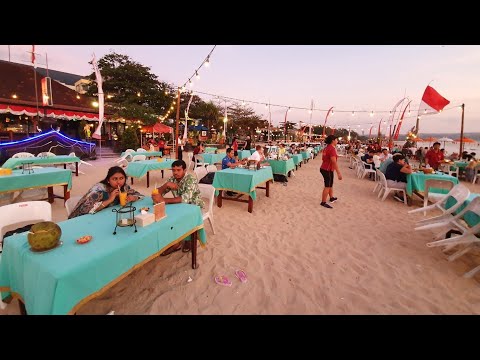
[{"xmin": 135, "ymin": 212, "xmax": 155, "ymax": 227}]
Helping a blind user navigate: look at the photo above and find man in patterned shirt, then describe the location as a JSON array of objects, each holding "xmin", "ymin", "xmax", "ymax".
[{"xmin": 152, "ymin": 159, "xmax": 204, "ymax": 255}]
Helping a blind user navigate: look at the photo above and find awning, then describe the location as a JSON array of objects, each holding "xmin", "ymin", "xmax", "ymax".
[
  {"xmin": 0, "ymin": 103, "xmax": 105, "ymax": 121},
  {"xmin": 142, "ymin": 122, "xmax": 173, "ymax": 133}
]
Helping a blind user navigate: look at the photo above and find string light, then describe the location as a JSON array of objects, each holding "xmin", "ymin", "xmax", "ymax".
[{"xmin": 195, "ymin": 71, "xmax": 200, "ymax": 80}]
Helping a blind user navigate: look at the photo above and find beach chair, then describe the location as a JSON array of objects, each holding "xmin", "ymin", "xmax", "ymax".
[
  {"xmin": 376, "ymin": 171, "xmax": 407, "ymax": 204},
  {"xmin": 372, "ymin": 169, "xmax": 383, "ymax": 193},
  {"xmin": 409, "ymin": 183, "xmax": 470, "ymax": 225},
  {"xmin": 198, "ymin": 184, "xmax": 216, "ymax": 234},
  {"xmin": 0, "ymin": 201, "xmax": 52, "ymax": 309},
  {"xmin": 411, "ymin": 178, "xmax": 456, "ymax": 216},
  {"xmin": 472, "ymin": 166, "xmax": 480, "ymax": 184}
]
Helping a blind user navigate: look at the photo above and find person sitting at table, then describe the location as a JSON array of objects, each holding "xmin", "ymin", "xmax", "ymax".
[
  {"xmin": 222, "ymin": 148, "xmax": 246, "ymax": 169},
  {"xmin": 192, "ymin": 141, "xmax": 205, "ymax": 164},
  {"xmin": 288, "ymin": 144, "xmax": 297, "ymax": 155},
  {"xmin": 278, "ymin": 143, "xmax": 288, "ymax": 158},
  {"xmin": 425, "ymin": 142, "xmax": 444, "ymax": 170},
  {"xmin": 465, "ymin": 157, "xmax": 479, "ymax": 182},
  {"xmin": 68, "ymin": 166, "xmax": 144, "ymax": 219},
  {"xmin": 447, "ymin": 152, "xmax": 459, "ymax": 161},
  {"xmin": 379, "ymin": 152, "xmax": 403, "ymax": 174},
  {"xmin": 151, "ymin": 159, "xmax": 204, "ymax": 255},
  {"xmin": 385, "ymin": 153, "xmax": 413, "ymax": 202}
]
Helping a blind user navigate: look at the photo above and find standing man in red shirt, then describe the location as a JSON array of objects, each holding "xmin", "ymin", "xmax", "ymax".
[
  {"xmin": 320, "ymin": 135, "xmax": 343, "ymax": 209},
  {"xmin": 425, "ymin": 142, "xmax": 444, "ymax": 170}
]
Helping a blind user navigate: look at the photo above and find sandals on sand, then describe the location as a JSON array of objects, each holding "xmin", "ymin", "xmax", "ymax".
[
  {"xmin": 182, "ymin": 241, "xmax": 191, "ymax": 253},
  {"xmin": 214, "ymin": 275, "xmax": 232, "ymax": 287},
  {"xmin": 160, "ymin": 243, "xmax": 182, "ymax": 256},
  {"xmin": 235, "ymin": 269, "xmax": 248, "ymax": 283}
]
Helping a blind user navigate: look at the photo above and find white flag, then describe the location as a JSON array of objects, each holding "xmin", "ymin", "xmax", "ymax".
[{"xmin": 91, "ymin": 53, "xmax": 104, "ymax": 140}]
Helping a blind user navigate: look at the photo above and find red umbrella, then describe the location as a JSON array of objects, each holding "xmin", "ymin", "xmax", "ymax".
[
  {"xmin": 142, "ymin": 123, "xmax": 173, "ymax": 134},
  {"xmin": 454, "ymin": 137, "xmax": 476, "ymax": 143}
]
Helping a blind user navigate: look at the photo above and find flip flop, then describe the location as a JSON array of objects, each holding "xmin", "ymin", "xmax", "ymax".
[
  {"xmin": 214, "ymin": 275, "xmax": 232, "ymax": 287},
  {"xmin": 234, "ymin": 269, "xmax": 248, "ymax": 283},
  {"xmin": 160, "ymin": 243, "xmax": 182, "ymax": 256}
]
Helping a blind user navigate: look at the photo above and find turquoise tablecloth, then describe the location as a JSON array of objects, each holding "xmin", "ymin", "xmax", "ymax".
[
  {"xmin": 406, "ymin": 172, "xmax": 459, "ymax": 197},
  {"xmin": 0, "ymin": 168, "xmax": 72, "ymax": 194},
  {"xmin": 126, "ymin": 159, "xmax": 175, "ymax": 178},
  {"xmin": 204, "ymin": 147, "xmax": 217, "ymax": 154},
  {"xmin": 249, "ymin": 149, "xmax": 256, "ymax": 155},
  {"xmin": 202, "ymin": 153, "xmax": 225, "ymax": 165},
  {"xmin": 212, "ymin": 167, "xmax": 274, "ymax": 200},
  {"xmin": 290, "ymin": 154, "xmax": 303, "ymax": 166},
  {"xmin": 237, "ymin": 150, "xmax": 252, "ymax": 160},
  {"xmin": 0, "ymin": 198, "xmax": 206, "ymax": 315},
  {"xmin": 300, "ymin": 151, "xmax": 309, "ymax": 161},
  {"xmin": 2, "ymin": 155, "xmax": 80, "ymax": 169},
  {"xmin": 266, "ymin": 159, "xmax": 295, "ymax": 176},
  {"xmin": 120, "ymin": 151, "xmax": 163, "ymax": 158}
]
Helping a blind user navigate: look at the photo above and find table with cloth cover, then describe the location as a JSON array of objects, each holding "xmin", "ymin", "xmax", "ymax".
[
  {"xmin": 204, "ymin": 147, "xmax": 217, "ymax": 154},
  {"xmin": 290, "ymin": 154, "xmax": 303, "ymax": 169},
  {"xmin": 212, "ymin": 167, "xmax": 274, "ymax": 213},
  {"xmin": 0, "ymin": 167, "xmax": 72, "ymax": 203},
  {"xmin": 126, "ymin": 159, "xmax": 175, "ymax": 187},
  {"xmin": 202, "ymin": 153, "xmax": 225, "ymax": 165},
  {"xmin": 266, "ymin": 159, "xmax": 295, "ymax": 177},
  {"xmin": 120, "ymin": 151, "xmax": 163, "ymax": 158},
  {"xmin": 0, "ymin": 198, "xmax": 206, "ymax": 315},
  {"xmin": 2, "ymin": 155, "xmax": 81, "ymax": 176},
  {"xmin": 406, "ymin": 172, "xmax": 459, "ymax": 197},
  {"xmin": 237, "ymin": 150, "xmax": 252, "ymax": 160}
]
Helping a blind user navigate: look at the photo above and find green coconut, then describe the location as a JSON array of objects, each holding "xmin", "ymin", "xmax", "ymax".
[{"xmin": 28, "ymin": 221, "xmax": 62, "ymax": 251}]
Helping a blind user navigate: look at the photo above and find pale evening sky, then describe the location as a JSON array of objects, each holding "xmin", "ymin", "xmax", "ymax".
[{"xmin": 2, "ymin": 45, "xmax": 479, "ymax": 135}]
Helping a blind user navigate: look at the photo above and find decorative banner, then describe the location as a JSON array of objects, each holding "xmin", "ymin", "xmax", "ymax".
[
  {"xmin": 322, "ymin": 106, "xmax": 334, "ymax": 137},
  {"xmin": 418, "ymin": 85, "xmax": 450, "ymax": 114},
  {"xmin": 393, "ymin": 100, "xmax": 412, "ymax": 140},
  {"xmin": 91, "ymin": 53, "xmax": 104, "ymax": 140},
  {"xmin": 368, "ymin": 124, "xmax": 374, "ymax": 138},
  {"xmin": 183, "ymin": 93, "xmax": 194, "ymax": 140}
]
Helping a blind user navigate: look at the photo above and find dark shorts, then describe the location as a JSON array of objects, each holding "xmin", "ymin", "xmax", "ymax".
[
  {"xmin": 320, "ymin": 168, "xmax": 334, "ymax": 187},
  {"xmin": 234, "ymin": 150, "xmax": 238, "ymax": 157}
]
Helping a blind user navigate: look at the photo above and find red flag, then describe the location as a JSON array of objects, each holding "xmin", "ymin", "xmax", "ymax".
[
  {"xmin": 418, "ymin": 85, "xmax": 450, "ymax": 114},
  {"xmin": 31, "ymin": 45, "xmax": 36, "ymax": 66}
]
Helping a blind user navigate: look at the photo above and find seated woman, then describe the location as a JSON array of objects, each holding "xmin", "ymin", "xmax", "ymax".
[
  {"xmin": 68, "ymin": 166, "xmax": 144, "ymax": 219},
  {"xmin": 192, "ymin": 142, "xmax": 205, "ymax": 164}
]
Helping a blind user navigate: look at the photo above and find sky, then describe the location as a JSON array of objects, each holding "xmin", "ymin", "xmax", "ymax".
[{"xmin": 2, "ymin": 45, "xmax": 479, "ymax": 135}]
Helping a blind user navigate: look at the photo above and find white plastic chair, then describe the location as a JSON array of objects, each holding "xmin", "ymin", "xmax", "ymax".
[
  {"xmin": 185, "ymin": 152, "xmax": 194, "ymax": 172},
  {"xmin": 195, "ymin": 154, "xmax": 207, "ymax": 168},
  {"xmin": 0, "ymin": 192, "xmax": 17, "ymax": 206},
  {"xmin": 65, "ymin": 196, "xmax": 82, "ymax": 216},
  {"xmin": 136, "ymin": 148, "xmax": 147, "ymax": 153},
  {"xmin": 36, "ymin": 152, "xmax": 56, "ymax": 158},
  {"xmin": 11, "ymin": 152, "xmax": 35, "ymax": 159},
  {"xmin": 68, "ymin": 152, "xmax": 93, "ymax": 175},
  {"xmin": 412, "ymin": 178, "xmax": 456, "ymax": 216},
  {"xmin": 132, "ymin": 155, "xmax": 147, "ymax": 162},
  {"xmin": 206, "ymin": 164, "xmax": 217, "ymax": 173},
  {"xmin": 372, "ymin": 169, "xmax": 383, "ymax": 194},
  {"xmin": 194, "ymin": 166, "xmax": 208, "ymax": 182},
  {"xmin": 0, "ymin": 201, "xmax": 52, "ymax": 309},
  {"xmin": 198, "ymin": 184, "xmax": 216, "ymax": 234},
  {"xmin": 124, "ymin": 149, "xmax": 135, "ymax": 154},
  {"xmin": 409, "ymin": 183, "xmax": 470, "ymax": 224},
  {"xmin": 115, "ymin": 152, "xmax": 133, "ymax": 165},
  {"xmin": 377, "ymin": 171, "xmax": 407, "ymax": 204},
  {"xmin": 472, "ymin": 167, "xmax": 480, "ymax": 184}
]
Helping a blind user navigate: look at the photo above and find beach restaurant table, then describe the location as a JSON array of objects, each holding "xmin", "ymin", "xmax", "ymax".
[
  {"xmin": 204, "ymin": 147, "xmax": 217, "ymax": 154},
  {"xmin": 202, "ymin": 153, "xmax": 225, "ymax": 165},
  {"xmin": 406, "ymin": 171, "xmax": 459, "ymax": 197},
  {"xmin": 212, "ymin": 167, "xmax": 274, "ymax": 213},
  {"xmin": 120, "ymin": 151, "xmax": 163, "ymax": 158},
  {"xmin": 266, "ymin": 159, "xmax": 295, "ymax": 177},
  {"xmin": 2, "ymin": 155, "xmax": 81, "ymax": 176},
  {"xmin": 0, "ymin": 167, "xmax": 72, "ymax": 203},
  {"xmin": 0, "ymin": 198, "xmax": 206, "ymax": 315},
  {"xmin": 290, "ymin": 154, "xmax": 303, "ymax": 169},
  {"xmin": 126, "ymin": 159, "xmax": 175, "ymax": 187},
  {"xmin": 237, "ymin": 150, "xmax": 252, "ymax": 160}
]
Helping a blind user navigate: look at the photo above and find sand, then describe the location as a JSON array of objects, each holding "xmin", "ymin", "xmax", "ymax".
[{"xmin": 2, "ymin": 153, "xmax": 480, "ymax": 315}]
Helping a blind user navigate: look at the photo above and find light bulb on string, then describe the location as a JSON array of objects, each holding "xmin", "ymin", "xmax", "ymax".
[
  {"xmin": 351, "ymin": 111, "xmax": 355, "ymax": 116},
  {"xmin": 195, "ymin": 71, "xmax": 200, "ymax": 80},
  {"xmin": 189, "ymin": 79, "xmax": 194, "ymax": 87},
  {"xmin": 370, "ymin": 111, "xmax": 374, "ymax": 117},
  {"xmin": 241, "ymin": 100, "xmax": 245, "ymax": 106},
  {"xmin": 205, "ymin": 56, "xmax": 210, "ymax": 67}
]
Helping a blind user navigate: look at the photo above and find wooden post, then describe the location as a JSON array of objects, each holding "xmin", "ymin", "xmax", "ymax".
[
  {"xmin": 175, "ymin": 88, "xmax": 181, "ymax": 159},
  {"xmin": 459, "ymin": 103, "xmax": 465, "ymax": 155}
]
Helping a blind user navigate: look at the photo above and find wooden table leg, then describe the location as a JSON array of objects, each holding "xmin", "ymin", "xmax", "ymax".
[
  {"xmin": 217, "ymin": 190, "xmax": 223, "ymax": 208},
  {"xmin": 266, "ymin": 180, "xmax": 270, "ymax": 197},
  {"xmin": 191, "ymin": 231, "xmax": 198, "ymax": 269},
  {"xmin": 64, "ymin": 186, "xmax": 70, "ymax": 203},
  {"xmin": 18, "ymin": 299, "xmax": 27, "ymax": 315},
  {"xmin": 248, "ymin": 196, "xmax": 253, "ymax": 213},
  {"xmin": 147, "ymin": 171, "xmax": 150, "ymax": 188},
  {"xmin": 75, "ymin": 163, "xmax": 79, "ymax": 176},
  {"xmin": 161, "ymin": 170, "xmax": 164, "ymax": 178},
  {"xmin": 131, "ymin": 178, "xmax": 134, "ymax": 185},
  {"xmin": 47, "ymin": 187, "xmax": 54, "ymax": 203}
]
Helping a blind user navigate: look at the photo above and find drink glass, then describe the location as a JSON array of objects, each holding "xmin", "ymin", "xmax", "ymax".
[{"xmin": 119, "ymin": 192, "xmax": 128, "ymax": 206}]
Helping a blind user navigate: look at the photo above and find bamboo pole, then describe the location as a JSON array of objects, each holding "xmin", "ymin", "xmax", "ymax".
[
  {"xmin": 459, "ymin": 103, "xmax": 465, "ymax": 155},
  {"xmin": 175, "ymin": 89, "xmax": 181, "ymax": 159}
]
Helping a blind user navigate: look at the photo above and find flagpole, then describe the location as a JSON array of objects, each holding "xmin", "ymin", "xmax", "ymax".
[
  {"xmin": 175, "ymin": 88, "xmax": 181, "ymax": 159},
  {"xmin": 459, "ymin": 103, "xmax": 465, "ymax": 155}
]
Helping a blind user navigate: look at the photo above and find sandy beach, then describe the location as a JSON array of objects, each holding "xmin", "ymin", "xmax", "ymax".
[{"xmin": 2, "ymin": 153, "xmax": 480, "ymax": 315}]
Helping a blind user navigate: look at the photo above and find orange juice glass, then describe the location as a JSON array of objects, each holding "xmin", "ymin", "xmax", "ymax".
[{"xmin": 119, "ymin": 192, "xmax": 128, "ymax": 206}]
